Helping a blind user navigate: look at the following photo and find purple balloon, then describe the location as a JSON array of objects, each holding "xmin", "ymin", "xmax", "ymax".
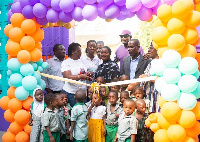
[
  {"xmin": 97, "ymin": 0, "xmax": 113, "ymax": 7},
  {"xmin": 36, "ymin": 17, "xmax": 48, "ymax": 25},
  {"xmin": 82, "ymin": 5, "xmax": 98, "ymax": 21},
  {"xmin": 28, "ymin": 0, "xmax": 39, "ymax": 5},
  {"xmin": 73, "ymin": 0, "xmax": 85, "ymax": 7},
  {"xmin": 19, "ymin": 0, "xmax": 30, "ymax": 8},
  {"xmin": 163, "ymin": 0, "xmax": 177, "ymax": 6},
  {"xmin": 14, "ymin": 0, "xmax": 20, "ymax": 2},
  {"xmin": 84, "ymin": 0, "xmax": 96, "ymax": 4},
  {"xmin": 33, "ymin": 3, "xmax": 47, "ymax": 18},
  {"xmin": 120, "ymin": 6, "xmax": 135, "ymax": 18},
  {"xmin": 60, "ymin": 0, "xmax": 75, "ymax": 12},
  {"xmin": 116, "ymin": 13, "xmax": 126, "ymax": 20},
  {"xmin": 136, "ymin": 6, "xmax": 153, "ymax": 21},
  {"xmin": 8, "ymin": 10, "xmax": 13, "ymax": 21},
  {"xmin": 11, "ymin": 2, "xmax": 22, "ymax": 13},
  {"xmin": 114, "ymin": 0, "xmax": 126, "ymax": 6},
  {"xmin": 105, "ymin": 4, "xmax": 120, "ymax": 19},
  {"xmin": 126, "ymin": 0, "xmax": 142, "ymax": 12},
  {"xmin": 141, "ymin": 0, "xmax": 159, "ymax": 8},
  {"xmin": 59, "ymin": 11, "xmax": 73, "ymax": 23},
  {"xmin": 22, "ymin": 5, "xmax": 35, "ymax": 19},
  {"xmin": 153, "ymin": 0, "xmax": 164, "ymax": 15},
  {"xmin": 97, "ymin": 4, "xmax": 106, "ymax": 19},
  {"xmin": 51, "ymin": 0, "xmax": 61, "ymax": 12},
  {"xmin": 40, "ymin": 0, "xmax": 51, "ymax": 6},
  {"xmin": 71, "ymin": 6, "xmax": 83, "ymax": 21},
  {"xmin": 46, "ymin": 8, "xmax": 59, "ymax": 23}
]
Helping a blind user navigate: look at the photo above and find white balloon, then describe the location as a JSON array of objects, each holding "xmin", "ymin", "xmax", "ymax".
[
  {"xmin": 162, "ymin": 49, "xmax": 181, "ymax": 68},
  {"xmin": 155, "ymin": 77, "xmax": 168, "ymax": 93},
  {"xmin": 161, "ymin": 84, "xmax": 180, "ymax": 101},
  {"xmin": 178, "ymin": 92, "xmax": 197, "ymax": 110}
]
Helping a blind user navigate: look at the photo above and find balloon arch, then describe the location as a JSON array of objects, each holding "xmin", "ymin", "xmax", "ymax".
[{"xmin": 1, "ymin": 0, "xmax": 200, "ymax": 141}]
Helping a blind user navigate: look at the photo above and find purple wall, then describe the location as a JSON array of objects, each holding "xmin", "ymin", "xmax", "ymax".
[{"xmin": 0, "ymin": 109, "xmax": 10, "ymax": 131}]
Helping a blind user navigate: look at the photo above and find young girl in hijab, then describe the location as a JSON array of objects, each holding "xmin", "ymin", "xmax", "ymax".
[{"xmin": 29, "ymin": 88, "xmax": 46, "ymax": 142}]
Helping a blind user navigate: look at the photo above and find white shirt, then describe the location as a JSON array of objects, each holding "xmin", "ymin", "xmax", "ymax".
[
  {"xmin": 80, "ymin": 54, "xmax": 99, "ymax": 72},
  {"xmin": 90, "ymin": 105, "xmax": 106, "ymax": 119},
  {"xmin": 61, "ymin": 58, "xmax": 87, "ymax": 94}
]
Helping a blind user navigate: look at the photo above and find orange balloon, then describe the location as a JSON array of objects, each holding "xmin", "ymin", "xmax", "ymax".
[
  {"xmin": 157, "ymin": 114, "xmax": 175, "ymax": 129},
  {"xmin": 145, "ymin": 118, "xmax": 152, "ymax": 127},
  {"xmin": 5, "ymin": 40, "xmax": 22, "ymax": 56},
  {"xmin": 24, "ymin": 124, "xmax": 32, "ymax": 135},
  {"xmin": 9, "ymin": 121, "xmax": 24, "ymax": 134},
  {"xmin": 167, "ymin": 124, "xmax": 186, "ymax": 142},
  {"xmin": 192, "ymin": 136, "xmax": 199, "ymax": 142},
  {"xmin": 4, "ymin": 109, "xmax": 15, "ymax": 122},
  {"xmin": 15, "ymin": 131, "xmax": 29, "ymax": 142},
  {"xmin": 17, "ymin": 50, "xmax": 31, "ymax": 64},
  {"xmin": 182, "ymin": 27, "xmax": 199, "ymax": 44},
  {"xmin": 35, "ymin": 42, "xmax": 42, "ymax": 51},
  {"xmin": 30, "ymin": 28, "xmax": 44, "ymax": 42},
  {"xmin": 158, "ymin": 96, "xmax": 167, "ymax": 108},
  {"xmin": 14, "ymin": 110, "xmax": 30, "ymax": 125},
  {"xmin": 154, "ymin": 129, "xmax": 170, "ymax": 142},
  {"xmin": 4, "ymin": 24, "xmax": 13, "ymax": 37},
  {"xmin": 9, "ymin": 27, "xmax": 25, "ymax": 42},
  {"xmin": 2, "ymin": 132, "xmax": 16, "ymax": 142},
  {"xmin": 192, "ymin": 102, "xmax": 200, "ymax": 120},
  {"xmin": 0, "ymin": 96, "xmax": 11, "ymax": 110},
  {"xmin": 20, "ymin": 36, "xmax": 35, "ymax": 51},
  {"xmin": 178, "ymin": 44, "xmax": 196, "ymax": 58},
  {"xmin": 150, "ymin": 123, "xmax": 160, "ymax": 133},
  {"xmin": 30, "ymin": 48, "xmax": 42, "ymax": 62},
  {"xmin": 10, "ymin": 13, "xmax": 25, "ymax": 27},
  {"xmin": 185, "ymin": 121, "xmax": 200, "ymax": 137},
  {"xmin": 8, "ymin": 98, "xmax": 22, "ymax": 113},
  {"xmin": 7, "ymin": 86, "xmax": 16, "ymax": 99},
  {"xmin": 21, "ymin": 19, "xmax": 36, "ymax": 34},
  {"xmin": 192, "ymin": 37, "xmax": 200, "ymax": 46},
  {"xmin": 8, "ymin": 55, "xmax": 17, "ymax": 60},
  {"xmin": 23, "ymin": 96, "xmax": 33, "ymax": 111},
  {"xmin": 178, "ymin": 110, "xmax": 196, "ymax": 128}
]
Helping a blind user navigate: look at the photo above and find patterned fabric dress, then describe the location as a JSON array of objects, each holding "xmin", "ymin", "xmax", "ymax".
[{"xmin": 95, "ymin": 59, "xmax": 120, "ymax": 83}]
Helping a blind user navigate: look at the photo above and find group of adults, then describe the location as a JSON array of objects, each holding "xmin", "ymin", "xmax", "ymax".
[{"xmin": 42, "ymin": 30, "xmax": 160, "ymax": 111}]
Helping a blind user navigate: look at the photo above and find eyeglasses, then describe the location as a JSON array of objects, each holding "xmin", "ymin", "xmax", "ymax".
[{"xmin": 119, "ymin": 34, "xmax": 130, "ymax": 38}]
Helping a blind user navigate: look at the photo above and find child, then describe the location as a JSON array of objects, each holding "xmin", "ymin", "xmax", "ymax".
[
  {"xmin": 41, "ymin": 93, "xmax": 60, "ymax": 142},
  {"xmin": 106, "ymin": 90, "xmax": 123, "ymax": 142},
  {"xmin": 120, "ymin": 91, "xmax": 130, "ymax": 107},
  {"xmin": 29, "ymin": 88, "xmax": 46, "ymax": 142},
  {"xmin": 133, "ymin": 86, "xmax": 150, "ymax": 113},
  {"xmin": 70, "ymin": 90, "xmax": 88, "ymax": 142},
  {"xmin": 96, "ymin": 76, "xmax": 106, "ymax": 85},
  {"xmin": 135, "ymin": 99, "xmax": 154, "ymax": 142},
  {"xmin": 87, "ymin": 93, "xmax": 106, "ymax": 142},
  {"xmin": 120, "ymin": 75, "xmax": 129, "ymax": 92},
  {"xmin": 86, "ymin": 87, "xmax": 94, "ymax": 108},
  {"xmin": 115, "ymin": 99, "xmax": 137, "ymax": 142},
  {"xmin": 99, "ymin": 86, "xmax": 109, "ymax": 106}
]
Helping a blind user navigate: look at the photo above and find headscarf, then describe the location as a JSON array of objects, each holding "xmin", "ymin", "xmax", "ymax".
[{"xmin": 32, "ymin": 87, "xmax": 44, "ymax": 117}]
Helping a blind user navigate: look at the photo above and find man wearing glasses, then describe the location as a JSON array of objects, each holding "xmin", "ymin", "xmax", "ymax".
[{"xmin": 114, "ymin": 30, "xmax": 144, "ymax": 74}]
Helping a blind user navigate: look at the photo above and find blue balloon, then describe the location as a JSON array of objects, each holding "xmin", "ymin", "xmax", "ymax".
[
  {"xmin": 192, "ymin": 82, "xmax": 200, "ymax": 99},
  {"xmin": 7, "ymin": 70, "xmax": 12, "ymax": 76},
  {"xmin": 33, "ymin": 71, "xmax": 41, "ymax": 84},
  {"xmin": 36, "ymin": 58, "xmax": 43, "ymax": 66},
  {"xmin": 178, "ymin": 92, "xmax": 197, "ymax": 110},
  {"xmin": 31, "ymin": 63, "xmax": 38, "ymax": 71},
  {"xmin": 38, "ymin": 66, "xmax": 44, "ymax": 72},
  {"xmin": 22, "ymin": 76, "xmax": 37, "ymax": 90},
  {"xmin": 161, "ymin": 84, "xmax": 181, "ymax": 101},
  {"xmin": 41, "ymin": 62, "xmax": 49, "ymax": 69},
  {"xmin": 9, "ymin": 73, "xmax": 23, "ymax": 87},
  {"xmin": 15, "ymin": 86, "xmax": 29, "ymax": 100},
  {"xmin": 39, "ymin": 79, "xmax": 46, "ymax": 90},
  {"xmin": 20, "ymin": 63, "xmax": 34, "ymax": 76},
  {"xmin": 178, "ymin": 75, "xmax": 198, "ymax": 93},
  {"xmin": 7, "ymin": 58, "xmax": 22, "ymax": 72},
  {"xmin": 163, "ymin": 68, "xmax": 181, "ymax": 84}
]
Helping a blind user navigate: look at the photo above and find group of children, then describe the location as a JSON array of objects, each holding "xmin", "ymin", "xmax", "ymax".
[{"xmin": 29, "ymin": 75, "xmax": 153, "ymax": 142}]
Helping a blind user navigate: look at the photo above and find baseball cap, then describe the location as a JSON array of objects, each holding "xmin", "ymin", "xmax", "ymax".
[{"xmin": 120, "ymin": 30, "xmax": 131, "ymax": 36}]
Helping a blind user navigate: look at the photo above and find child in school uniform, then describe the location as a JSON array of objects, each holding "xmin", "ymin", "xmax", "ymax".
[
  {"xmin": 29, "ymin": 88, "xmax": 46, "ymax": 142},
  {"xmin": 119, "ymin": 91, "xmax": 130, "ymax": 107},
  {"xmin": 120, "ymin": 75, "xmax": 130, "ymax": 92},
  {"xmin": 135, "ymin": 99, "xmax": 154, "ymax": 142},
  {"xmin": 99, "ymin": 86, "xmax": 109, "ymax": 106},
  {"xmin": 70, "ymin": 90, "xmax": 88, "ymax": 142},
  {"xmin": 87, "ymin": 92, "xmax": 107, "ymax": 142},
  {"xmin": 41, "ymin": 93, "xmax": 60, "ymax": 142},
  {"xmin": 115, "ymin": 99, "xmax": 137, "ymax": 142},
  {"xmin": 96, "ymin": 76, "xmax": 106, "ymax": 85},
  {"xmin": 106, "ymin": 90, "xmax": 123, "ymax": 142}
]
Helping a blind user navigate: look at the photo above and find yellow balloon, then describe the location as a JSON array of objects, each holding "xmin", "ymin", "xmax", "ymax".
[
  {"xmin": 158, "ymin": 96, "xmax": 167, "ymax": 108},
  {"xmin": 168, "ymin": 34, "xmax": 185, "ymax": 51},
  {"xmin": 157, "ymin": 114, "xmax": 172, "ymax": 129},
  {"xmin": 167, "ymin": 124, "xmax": 186, "ymax": 142},
  {"xmin": 172, "ymin": 0, "xmax": 190, "ymax": 18},
  {"xmin": 157, "ymin": 4, "xmax": 173, "ymax": 22},
  {"xmin": 167, "ymin": 18, "xmax": 185, "ymax": 34},
  {"xmin": 145, "ymin": 118, "xmax": 151, "ymax": 127},
  {"xmin": 149, "ymin": 113, "xmax": 158, "ymax": 123},
  {"xmin": 42, "ymin": 23, "xmax": 49, "ymax": 28},
  {"xmin": 64, "ymin": 23, "xmax": 71, "ymax": 29},
  {"xmin": 161, "ymin": 102, "xmax": 181, "ymax": 121},
  {"xmin": 154, "ymin": 129, "xmax": 171, "ymax": 142},
  {"xmin": 186, "ymin": 10, "xmax": 200, "ymax": 28},
  {"xmin": 154, "ymin": 18, "xmax": 166, "ymax": 28},
  {"xmin": 150, "ymin": 123, "xmax": 160, "ymax": 133},
  {"xmin": 152, "ymin": 26, "xmax": 170, "ymax": 46},
  {"xmin": 182, "ymin": 27, "xmax": 198, "ymax": 44},
  {"xmin": 152, "ymin": 41, "xmax": 159, "ymax": 50},
  {"xmin": 157, "ymin": 46, "xmax": 170, "ymax": 58},
  {"xmin": 105, "ymin": 18, "xmax": 113, "ymax": 22},
  {"xmin": 57, "ymin": 20, "xmax": 65, "ymax": 27},
  {"xmin": 196, "ymin": 3, "xmax": 200, "ymax": 12},
  {"xmin": 183, "ymin": 136, "xmax": 195, "ymax": 142},
  {"xmin": 178, "ymin": 44, "xmax": 196, "ymax": 58},
  {"xmin": 48, "ymin": 22, "xmax": 55, "ymax": 27},
  {"xmin": 178, "ymin": 110, "xmax": 196, "ymax": 128},
  {"xmin": 183, "ymin": 0, "xmax": 194, "ymax": 11}
]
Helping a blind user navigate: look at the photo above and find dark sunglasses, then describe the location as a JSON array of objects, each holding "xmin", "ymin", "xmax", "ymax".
[{"xmin": 119, "ymin": 34, "xmax": 130, "ymax": 38}]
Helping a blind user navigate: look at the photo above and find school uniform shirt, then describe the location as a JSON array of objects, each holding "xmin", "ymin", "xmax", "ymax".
[
  {"xmin": 71, "ymin": 103, "xmax": 88, "ymax": 140},
  {"xmin": 61, "ymin": 58, "xmax": 87, "ymax": 94},
  {"xmin": 85, "ymin": 100, "xmax": 91, "ymax": 108},
  {"xmin": 106, "ymin": 104, "xmax": 123, "ymax": 126},
  {"xmin": 117, "ymin": 113, "xmax": 137, "ymax": 142},
  {"xmin": 56, "ymin": 108, "xmax": 68, "ymax": 134},
  {"xmin": 41, "ymin": 108, "xmax": 60, "ymax": 132},
  {"xmin": 90, "ymin": 105, "xmax": 106, "ymax": 119}
]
